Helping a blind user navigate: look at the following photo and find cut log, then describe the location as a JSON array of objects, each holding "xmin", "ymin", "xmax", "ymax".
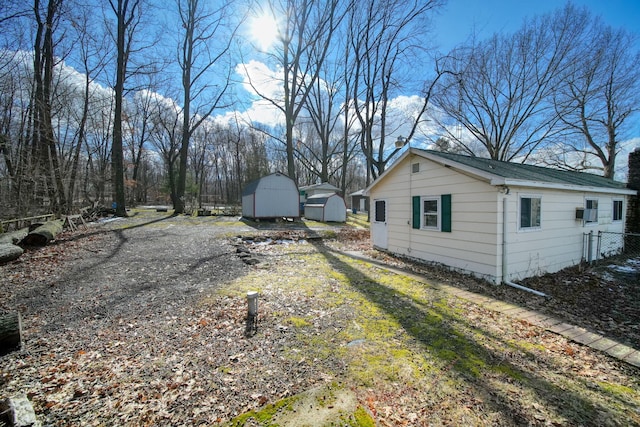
[
  {"xmin": 21, "ymin": 219, "xmax": 63, "ymax": 246},
  {"xmin": 0, "ymin": 243, "xmax": 23, "ymax": 264},
  {"xmin": 0, "ymin": 312, "xmax": 22, "ymax": 356},
  {"xmin": 0, "ymin": 227, "xmax": 29, "ymax": 245}
]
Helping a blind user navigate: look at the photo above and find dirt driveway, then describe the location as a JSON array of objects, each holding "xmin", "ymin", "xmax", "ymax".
[{"xmin": 1, "ymin": 210, "xmax": 639, "ymax": 426}]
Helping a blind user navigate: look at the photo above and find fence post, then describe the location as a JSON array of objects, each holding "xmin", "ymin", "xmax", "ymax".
[{"xmin": 587, "ymin": 231, "xmax": 594, "ymax": 263}]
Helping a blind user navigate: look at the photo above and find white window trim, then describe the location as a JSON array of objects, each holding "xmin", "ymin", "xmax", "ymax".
[
  {"xmin": 612, "ymin": 199, "xmax": 624, "ymax": 222},
  {"xmin": 584, "ymin": 198, "xmax": 599, "ymax": 225},
  {"xmin": 517, "ymin": 193, "xmax": 542, "ymax": 232},
  {"xmin": 421, "ymin": 196, "xmax": 440, "ymax": 230}
]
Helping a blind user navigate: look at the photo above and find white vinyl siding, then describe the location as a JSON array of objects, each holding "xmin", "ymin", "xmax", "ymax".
[
  {"xmin": 370, "ymin": 155, "xmax": 500, "ymax": 282},
  {"xmin": 367, "ymin": 152, "xmax": 630, "ymax": 284}
]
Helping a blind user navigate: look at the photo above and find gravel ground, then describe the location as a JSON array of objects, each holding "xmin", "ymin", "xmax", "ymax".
[{"xmin": 1, "ymin": 211, "xmax": 639, "ymax": 426}]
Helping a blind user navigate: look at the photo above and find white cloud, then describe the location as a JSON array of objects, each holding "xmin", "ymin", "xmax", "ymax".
[{"xmin": 221, "ymin": 60, "xmax": 285, "ymax": 128}]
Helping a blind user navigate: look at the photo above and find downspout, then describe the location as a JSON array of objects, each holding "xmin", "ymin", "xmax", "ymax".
[{"xmin": 501, "ymin": 195, "xmax": 549, "ymax": 298}]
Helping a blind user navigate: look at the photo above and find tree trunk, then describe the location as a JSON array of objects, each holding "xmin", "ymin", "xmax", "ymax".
[
  {"xmin": 21, "ymin": 219, "xmax": 63, "ymax": 246},
  {"xmin": 0, "ymin": 312, "xmax": 22, "ymax": 356},
  {"xmin": 0, "ymin": 244, "xmax": 24, "ymax": 263}
]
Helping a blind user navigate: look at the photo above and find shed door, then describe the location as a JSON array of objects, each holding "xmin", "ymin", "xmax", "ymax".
[{"xmin": 371, "ymin": 199, "xmax": 388, "ymax": 249}]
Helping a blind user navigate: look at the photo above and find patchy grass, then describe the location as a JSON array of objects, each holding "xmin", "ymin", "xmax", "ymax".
[
  {"xmin": 346, "ymin": 212, "xmax": 369, "ymax": 229},
  {"xmin": 2, "ymin": 214, "xmax": 638, "ymax": 426},
  {"xmin": 218, "ymin": 237, "xmax": 640, "ymax": 425}
]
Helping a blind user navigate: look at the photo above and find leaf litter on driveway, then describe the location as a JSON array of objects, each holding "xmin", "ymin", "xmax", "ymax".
[{"xmin": 1, "ymin": 211, "xmax": 639, "ymax": 426}]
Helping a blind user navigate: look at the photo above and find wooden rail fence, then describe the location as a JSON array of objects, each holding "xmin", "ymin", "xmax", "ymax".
[{"xmin": 0, "ymin": 214, "xmax": 55, "ymax": 233}]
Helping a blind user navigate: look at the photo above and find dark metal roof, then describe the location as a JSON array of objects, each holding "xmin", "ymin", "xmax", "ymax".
[
  {"xmin": 418, "ymin": 149, "xmax": 630, "ymax": 191},
  {"xmin": 241, "ymin": 172, "xmax": 294, "ymax": 197}
]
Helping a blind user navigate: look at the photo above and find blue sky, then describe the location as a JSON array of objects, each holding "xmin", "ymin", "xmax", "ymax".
[{"xmin": 434, "ymin": 0, "xmax": 640, "ymax": 52}]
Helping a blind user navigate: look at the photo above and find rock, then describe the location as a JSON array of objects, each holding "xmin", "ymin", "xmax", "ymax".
[{"xmin": 0, "ymin": 393, "xmax": 40, "ymax": 427}]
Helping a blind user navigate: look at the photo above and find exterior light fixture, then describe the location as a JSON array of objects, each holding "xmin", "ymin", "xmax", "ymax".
[{"xmin": 395, "ymin": 135, "xmax": 407, "ymax": 149}]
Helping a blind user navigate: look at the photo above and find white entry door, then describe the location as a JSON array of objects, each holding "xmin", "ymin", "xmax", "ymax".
[{"xmin": 371, "ymin": 199, "xmax": 388, "ymax": 249}]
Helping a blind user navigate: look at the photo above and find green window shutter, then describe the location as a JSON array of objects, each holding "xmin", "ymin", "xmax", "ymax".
[
  {"xmin": 441, "ymin": 194, "xmax": 451, "ymax": 232},
  {"xmin": 412, "ymin": 196, "xmax": 421, "ymax": 229}
]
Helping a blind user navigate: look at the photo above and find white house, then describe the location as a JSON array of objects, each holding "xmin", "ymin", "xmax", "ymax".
[
  {"xmin": 304, "ymin": 193, "xmax": 347, "ymax": 222},
  {"xmin": 365, "ymin": 148, "xmax": 637, "ymax": 284},
  {"xmin": 242, "ymin": 172, "xmax": 300, "ymax": 220}
]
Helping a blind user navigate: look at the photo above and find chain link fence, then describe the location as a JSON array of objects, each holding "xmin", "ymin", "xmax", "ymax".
[{"xmin": 583, "ymin": 231, "xmax": 640, "ymax": 264}]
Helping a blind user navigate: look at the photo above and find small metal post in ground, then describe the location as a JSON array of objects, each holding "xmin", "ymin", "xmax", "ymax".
[
  {"xmin": 247, "ymin": 291, "xmax": 258, "ymax": 317},
  {"xmin": 245, "ymin": 291, "xmax": 259, "ymax": 337}
]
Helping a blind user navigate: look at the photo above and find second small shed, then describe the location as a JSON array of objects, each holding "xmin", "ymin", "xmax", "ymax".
[
  {"xmin": 242, "ymin": 172, "xmax": 300, "ymax": 219},
  {"xmin": 304, "ymin": 193, "xmax": 347, "ymax": 222}
]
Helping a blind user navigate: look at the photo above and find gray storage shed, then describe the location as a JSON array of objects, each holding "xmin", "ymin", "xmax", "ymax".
[
  {"xmin": 304, "ymin": 193, "xmax": 347, "ymax": 222},
  {"xmin": 242, "ymin": 172, "xmax": 300, "ymax": 219}
]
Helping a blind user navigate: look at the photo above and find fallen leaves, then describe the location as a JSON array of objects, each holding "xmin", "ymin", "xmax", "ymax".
[{"xmin": 2, "ymin": 217, "xmax": 640, "ymax": 426}]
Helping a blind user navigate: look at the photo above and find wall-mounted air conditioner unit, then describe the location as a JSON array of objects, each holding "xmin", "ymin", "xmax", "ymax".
[{"xmin": 575, "ymin": 207, "xmax": 585, "ymax": 220}]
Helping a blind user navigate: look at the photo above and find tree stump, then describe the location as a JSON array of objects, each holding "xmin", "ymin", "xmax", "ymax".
[{"xmin": 0, "ymin": 312, "xmax": 22, "ymax": 356}]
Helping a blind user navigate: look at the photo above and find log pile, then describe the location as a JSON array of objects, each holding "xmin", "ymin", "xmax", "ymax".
[{"xmin": 0, "ymin": 219, "xmax": 63, "ymax": 264}]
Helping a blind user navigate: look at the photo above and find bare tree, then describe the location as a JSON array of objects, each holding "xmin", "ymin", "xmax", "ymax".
[
  {"xmin": 434, "ymin": 4, "xmax": 590, "ymax": 162},
  {"xmin": 64, "ymin": 7, "xmax": 111, "ymax": 211},
  {"xmin": 243, "ymin": 0, "xmax": 342, "ymax": 181},
  {"xmin": 83, "ymin": 94, "xmax": 114, "ymax": 205},
  {"xmin": 349, "ymin": 0, "xmax": 443, "ymax": 183},
  {"xmin": 31, "ymin": 0, "xmax": 68, "ymax": 213},
  {"xmin": 107, "ymin": 0, "xmax": 144, "ymax": 216},
  {"xmin": 125, "ymin": 75, "xmax": 164, "ymax": 204},
  {"xmin": 552, "ymin": 21, "xmax": 640, "ymax": 178},
  {"xmin": 148, "ymin": 97, "xmax": 182, "ymax": 206},
  {"xmin": 297, "ymin": 55, "xmax": 345, "ymax": 185},
  {"xmin": 173, "ymin": 0, "xmax": 238, "ymax": 213}
]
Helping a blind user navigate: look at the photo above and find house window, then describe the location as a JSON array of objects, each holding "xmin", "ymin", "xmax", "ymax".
[
  {"xmin": 422, "ymin": 197, "xmax": 439, "ymax": 229},
  {"xmin": 374, "ymin": 200, "xmax": 386, "ymax": 222},
  {"xmin": 519, "ymin": 196, "xmax": 541, "ymax": 229},
  {"xmin": 613, "ymin": 200, "xmax": 623, "ymax": 222},
  {"xmin": 585, "ymin": 199, "xmax": 598, "ymax": 223},
  {"xmin": 412, "ymin": 195, "xmax": 451, "ymax": 232}
]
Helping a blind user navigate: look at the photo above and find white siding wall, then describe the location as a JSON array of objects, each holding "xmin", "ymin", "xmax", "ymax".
[
  {"xmin": 504, "ymin": 189, "xmax": 627, "ymax": 281},
  {"xmin": 304, "ymin": 205, "xmax": 324, "ymax": 221},
  {"xmin": 371, "ymin": 155, "xmax": 501, "ymax": 282},
  {"xmin": 304, "ymin": 195, "xmax": 347, "ymax": 222},
  {"xmin": 370, "ymin": 154, "xmax": 629, "ymax": 284},
  {"xmin": 245, "ymin": 174, "xmax": 299, "ymax": 218},
  {"xmin": 242, "ymin": 194, "xmax": 254, "ymax": 218},
  {"xmin": 255, "ymin": 185, "xmax": 299, "ymax": 218},
  {"xmin": 326, "ymin": 196, "xmax": 347, "ymax": 222}
]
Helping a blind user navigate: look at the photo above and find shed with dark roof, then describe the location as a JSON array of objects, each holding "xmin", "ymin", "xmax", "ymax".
[
  {"xmin": 304, "ymin": 193, "xmax": 347, "ymax": 223},
  {"xmin": 364, "ymin": 148, "xmax": 636, "ymax": 284}
]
